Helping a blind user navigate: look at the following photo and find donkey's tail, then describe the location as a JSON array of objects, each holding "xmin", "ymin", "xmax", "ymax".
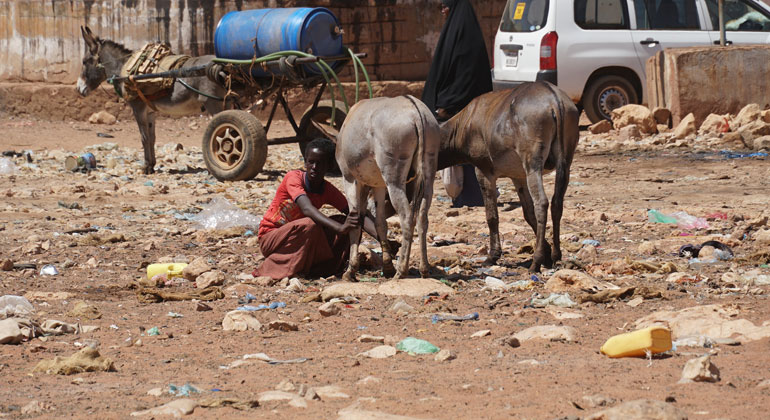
[
  {"xmin": 404, "ymin": 95, "xmax": 426, "ymax": 219},
  {"xmin": 542, "ymin": 82, "xmax": 566, "ymax": 166}
]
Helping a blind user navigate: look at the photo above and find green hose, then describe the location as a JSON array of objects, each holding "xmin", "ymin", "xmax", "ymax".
[{"xmin": 212, "ymin": 49, "xmax": 373, "ymax": 126}]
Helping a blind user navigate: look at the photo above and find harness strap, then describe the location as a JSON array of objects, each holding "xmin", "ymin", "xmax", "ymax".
[{"xmin": 129, "ymin": 75, "xmax": 160, "ymax": 112}]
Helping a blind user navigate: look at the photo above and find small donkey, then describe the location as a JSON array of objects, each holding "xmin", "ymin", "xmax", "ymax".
[
  {"xmin": 77, "ymin": 26, "xmax": 227, "ymax": 174},
  {"xmin": 319, "ymin": 95, "xmax": 440, "ymax": 281},
  {"xmin": 439, "ymin": 82, "xmax": 580, "ymax": 272}
]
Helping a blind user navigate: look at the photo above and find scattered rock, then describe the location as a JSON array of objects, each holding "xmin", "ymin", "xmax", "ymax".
[
  {"xmin": 700, "ymin": 113, "xmax": 730, "ymax": 134},
  {"xmin": 611, "ymin": 104, "xmax": 657, "ymax": 134},
  {"xmin": 0, "ymin": 318, "xmax": 25, "ymax": 344},
  {"xmin": 322, "ymin": 278, "xmax": 453, "ymax": 301},
  {"xmin": 672, "ymin": 113, "xmax": 696, "ymax": 139},
  {"xmin": 618, "ymin": 124, "xmax": 642, "ymax": 141},
  {"xmin": 434, "ymin": 349, "xmax": 456, "ymax": 362},
  {"xmin": 319, "ymin": 301, "xmax": 341, "ymax": 317},
  {"xmin": 358, "ymin": 345, "xmax": 397, "ymax": 359},
  {"xmin": 222, "ymin": 311, "xmax": 262, "ymax": 332},
  {"xmin": 357, "ymin": 334, "xmax": 385, "ymax": 343},
  {"xmin": 389, "ymin": 299, "xmax": 415, "ymax": 314},
  {"xmin": 195, "ymin": 270, "xmax": 225, "ymax": 289},
  {"xmin": 753, "ymin": 135, "xmax": 770, "ymax": 150},
  {"xmin": 497, "ymin": 335, "xmax": 521, "ymax": 348},
  {"xmin": 182, "ymin": 257, "xmax": 212, "ymax": 281},
  {"xmin": 679, "ymin": 355, "xmax": 720, "ymax": 383},
  {"xmin": 275, "ymin": 379, "xmax": 296, "ymax": 392},
  {"xmin": 513, "ymin": 325, "xmax": 577, "ymax": 342},
  {"xmin": 88, "ymin": 110, "xmax": 117, "ymax": 125},
  {"xmin": 130, "ymin": 398, "xmax": 198, "ymax": 417},
  {"xmin": 545, "ymin": 269, "xmax": 618, "ymax": 293},
  {"xmin": 470, "ymin": 329, "xmax": 490, "ymax": 338},
  {"xmin": 732, "ymin": 103, "xmax": 761, "ymax": 128},
  {"xmin": 338, "ymin": 403, "xmax": 427, "ymax": 420},
  {"xmin": 585, "ymin": 399, "xmax": 686, "ymax": 420},
  {"xmin": 268, "ymin": 320, "xmax": 299, "ymax": 332},
  {"xmin": 589, "ymin": 120, "xmax": 611, "ymax": 134},
  {"xmin": 315, "ymin": 385, "xmax": 350, "ymax": 400},
  {"xmin": 635, "ymin": 304, "xmax": 770, "ymax": 343}
]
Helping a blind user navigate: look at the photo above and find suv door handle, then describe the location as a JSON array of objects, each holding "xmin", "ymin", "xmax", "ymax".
[
  {"xmin": 640, "ymin": 39, "xmax": 659, "ymax": 46},
  {"xmin": 713, "ymin": 40, "xmax": 733, "ymax": 45}
]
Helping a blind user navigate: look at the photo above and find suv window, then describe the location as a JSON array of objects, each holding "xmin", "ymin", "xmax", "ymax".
[
  {"xmin": 705, "ymin": 0, "xmax": 770, "ymax": 31},
  {"xmin": 574, "ymin": 0, "xmax": 630, "ymax": 30},
  {"xmin": 500, "ymin": 0, "xmax": 549, "ymax": 32},
  {"xmin": 634, "ymin": 0, "xmax": 701, "ymax": 30}
]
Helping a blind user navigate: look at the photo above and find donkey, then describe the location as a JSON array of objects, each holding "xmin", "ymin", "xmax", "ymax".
[
  {"xmin": 439, "ymin": 81, "xmax": 579, "ymax": 272},
  {"xmin": 323, "ymin": 96, "xmax": 440, "ymax": 281},
  {"xmin": 77, "ymin": 26, "xmax": 227, "ymax": 174}
]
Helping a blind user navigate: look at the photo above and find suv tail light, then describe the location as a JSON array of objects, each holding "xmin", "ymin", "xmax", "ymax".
[{"xmin": 540, "ymin": 31, "xmax": 558, "ymax": 70}]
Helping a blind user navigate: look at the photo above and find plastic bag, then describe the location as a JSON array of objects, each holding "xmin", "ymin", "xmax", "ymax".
[
  {"xmin": 648, "ymin": 209, "xmax": 708, "ymax": 230},
  {"xmin": 0, "ymin": 157, "xmax": 16, "ymax": 175},
  {"xmin": 396, "ymin": 337, "xmax": 439, "ymax": 354},
  {"xmin": 192, "ymin": 196, "xmax": 262, "ymax": 230},
  {"xmin": 441, "ymin": 166, "xmax": 463, "ymax": 199},
  {"xmin": 0, "ymin": 295, "xmax": 34, "ymax": 319}
]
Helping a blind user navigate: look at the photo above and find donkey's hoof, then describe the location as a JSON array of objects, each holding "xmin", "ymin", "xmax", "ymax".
[
  {"xmin": 382, "ymin": 263, "xmax": 396, "ymax": 278},
  {"xmin": 143, "ymin": 167, "xmax": 155, "ymax": 175},
  {"xmin": 341, "ymin": 271, "xmax": 357, "ymax": 283},
  {"xmin": 419, "ymin": 264, "xmax": 439, "ymax": 278}
]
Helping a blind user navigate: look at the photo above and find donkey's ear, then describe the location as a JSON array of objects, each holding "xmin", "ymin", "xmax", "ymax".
[
  {"xmin": 311, "ymin": 120, "xmax": 339, "ymax": 143},
  {"xmin": 81, "ymin": 26, "xmax": 98, "ymax": 54}
]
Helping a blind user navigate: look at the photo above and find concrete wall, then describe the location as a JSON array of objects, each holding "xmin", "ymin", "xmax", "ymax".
[
  {"xmin": 0, "ymin": 0, "xmax": 507, "ymax": 83},
  {"xmin": 646, "ymin": 45, "xmax": 770, "ymax": 126}
]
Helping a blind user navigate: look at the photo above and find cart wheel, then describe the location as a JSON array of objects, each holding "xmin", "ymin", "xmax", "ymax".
[
  {"xmin": 297, "ymin": 99, "xmax": 348, "ymax": 158},
  {"xmin": 202, "ymin": 110, "xmax": 267, "ymax": 181}
]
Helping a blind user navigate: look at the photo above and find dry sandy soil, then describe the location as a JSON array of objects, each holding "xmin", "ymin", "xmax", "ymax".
[{"xmin": 1, "ymin": 83, "xmax": 770, "ymax": 420}]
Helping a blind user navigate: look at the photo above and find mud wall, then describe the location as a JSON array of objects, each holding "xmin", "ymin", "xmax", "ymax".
[{"xmin": 0, "ymin": 0, "xmax": 507, "ymax": 83}]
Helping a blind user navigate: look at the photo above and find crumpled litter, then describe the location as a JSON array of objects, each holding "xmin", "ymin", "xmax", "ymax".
[
  {"xmin": 237, "ymin": 301, "xmax": 286, "ymax": 311},
  {"xmin": 578, "ymin": 286, "xmax": 664, "ymax": 304},
  {"xmin": 136, "ymin": 286, "xmax": 224, "ymax": 303},
  {"xmin": 199, "ymin": 398, "xmax": 259, "ymax": 410},
  {"xmin": 0, "ymin": 295, "xmax": 34, "ymax": 319},
  {"xmin": 530, "ymin": 293, "xmax": 577, "ymax": 308},
  {"xmin": 169, "ymin": 383, "xmax": 200, "ymax": 397},
  {"xmin": 192, "ymin": 196, "xmax": 262, "ymax": 230},
  {"xmin": 678, "ymin": 240, "xmax": 734, "ymax": 260},
  {"xmin": 0, "ymin": 157, "xmax": 17, "ymax": 174},
  {"xmin": 481, "ymin": 276, "xmax": 534, "ymax": 292},
  {"xmin": 33, "ymin": 347, "xmax": 116, "ymax": 375}
]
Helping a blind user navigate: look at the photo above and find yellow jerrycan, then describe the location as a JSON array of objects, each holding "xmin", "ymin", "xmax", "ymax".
[
  {"xmin": 600, "ymin": 326, "xmax": 672, "ymax": 358},
  {"xmin": 146, "ymin": 263, "xmax": 188, "ymax": 280}
]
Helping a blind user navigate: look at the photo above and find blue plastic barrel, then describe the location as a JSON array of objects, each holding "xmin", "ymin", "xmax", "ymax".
[{"xmin": 214, "ymin": 7, "xmax": 344, "ymax": 76}]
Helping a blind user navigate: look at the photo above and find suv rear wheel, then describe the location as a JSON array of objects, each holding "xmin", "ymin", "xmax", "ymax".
[{"xmin": 583, "ymin": 75, "xmax": 638, "ymax": 123}]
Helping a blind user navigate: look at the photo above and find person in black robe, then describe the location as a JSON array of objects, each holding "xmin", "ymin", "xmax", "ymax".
[{"xmin": 422, "ymin": 0, "xmax": 493, "ymax": 208}]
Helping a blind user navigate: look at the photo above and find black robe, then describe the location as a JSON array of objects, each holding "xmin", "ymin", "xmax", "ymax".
[
  {"xmin": 421, "ymin": 0, "xmax": 493, "ymax": 116},
  {"xmin": 422, "ymin": 0, "xmax": 492, "ymax": 208}
]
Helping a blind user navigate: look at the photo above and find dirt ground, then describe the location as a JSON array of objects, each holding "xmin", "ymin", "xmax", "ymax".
[{"xmin": 1, "ymin": 83, "xmax": 770, "ymax": 420}]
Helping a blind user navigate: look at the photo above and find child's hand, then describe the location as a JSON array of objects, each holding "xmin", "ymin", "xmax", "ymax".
[{"xmin": 339, "ymin": 211, "xmax": 361, "ymax": 234}]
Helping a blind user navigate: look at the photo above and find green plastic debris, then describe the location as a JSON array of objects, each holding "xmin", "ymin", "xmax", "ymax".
[
  {"xmin": 396, "ymin": 337, "xmax": 439, "ymax": 355},
  {"xmin": 647, "ymin": 209, "xmax": 677, "ymax": 224},
  {"xmin": 147, "ymin": 327, "xmax": 160, "ymax": 336}
]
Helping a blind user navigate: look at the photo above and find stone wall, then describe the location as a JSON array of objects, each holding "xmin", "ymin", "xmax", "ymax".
[
  {"xmin": 0, "ymin": 0, "xmax": 507, "ymax": 83},
  {"xmin": 646, "ymin": 46, "xmax": 770, "ymax": 126}
]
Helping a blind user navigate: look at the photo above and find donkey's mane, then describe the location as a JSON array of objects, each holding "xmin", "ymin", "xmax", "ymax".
[{"xmin": 97, "ymin": 38, "xmax": 133, "ymax": 55}]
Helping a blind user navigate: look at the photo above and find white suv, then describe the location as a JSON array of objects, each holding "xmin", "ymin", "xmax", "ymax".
[{"xmin": 492, "ymin": 0, "xmax": 770, "ymax": 123}]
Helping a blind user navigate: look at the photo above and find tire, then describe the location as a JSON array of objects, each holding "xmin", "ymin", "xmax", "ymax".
[
  {"xmin": 202, "ymin": 110, "xmax": 267, "ymax": 181},
  {"xmin": 297, "ymin": 100, "xmax": 348, "ymax": 158},
  {"xmin": 582, "ymin": 75, "xmax": 638, "ymax": 123}
]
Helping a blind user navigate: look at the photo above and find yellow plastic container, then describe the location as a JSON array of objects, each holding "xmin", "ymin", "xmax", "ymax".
[
  {"xmin": 146, "ymin": 263, "xmax": 188, "ymax": 280},
  {"xmin": 600, "ymin": 326, "xmax": 672, "ymax": 358}
]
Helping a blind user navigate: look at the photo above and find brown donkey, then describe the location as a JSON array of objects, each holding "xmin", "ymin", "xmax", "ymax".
[{"xmin": 439, "ymin": 81, "xmax": 580, "ymax": 272}]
